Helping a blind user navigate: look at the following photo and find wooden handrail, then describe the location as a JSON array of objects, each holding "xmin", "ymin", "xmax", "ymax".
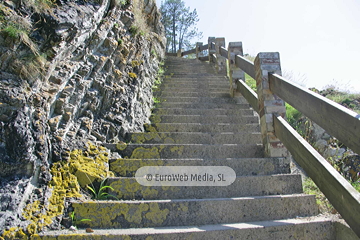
[
  {"xmin": 269, "ymin": 73, "xmax": 360, "ymax": 156},
  {"xmin": 169, "ymin": 37, "xmax": 360, "ymax": 237},
  {"xmin": 182, "ymin": 48, "xmax": 196, "ymax": 56},
  {"xmin": 235, "ymin": 55, "xmax": 256, "ymax": 79},
  {"xmin": 219, "ymin": 46, "xmax": 228, "ymax": 58},
  {"xmin": 236, "ymin": 79, "xmax": 259, "ymax": 113},
  {"xmin": 199, "ymin": 44, "xmax": 208, "ymax": 51},
  {"xmin": 274, "ymin": 115, "xmax": 360, "ymax": 237}
]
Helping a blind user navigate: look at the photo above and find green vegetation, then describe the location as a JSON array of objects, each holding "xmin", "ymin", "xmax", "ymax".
[
  {"xmin": 160, "ymin": 0, "xmax": 202, "ymax": 53},
  {"xmin": 70, "ymin": 211, "xmax": 91, "ymax": 228},
  {"xmin": 245, "ymin": 73, "xmax": 257, "ymax": 92},
  {"xmin": 303, "ymin": 178, "xmax": 335, "ymax": 214},
  {"xmin": 130, "ymin": 0, "xmax": 150, "ymax": 37},
  {"xmin": 86, "ymin": 178, "xmax": 119, "ymax": 200}
]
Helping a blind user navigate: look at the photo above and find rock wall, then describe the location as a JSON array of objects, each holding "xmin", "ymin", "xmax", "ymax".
[{"xmin": 0, "ymin": 0, "xmax": 165, "ymax": 234}]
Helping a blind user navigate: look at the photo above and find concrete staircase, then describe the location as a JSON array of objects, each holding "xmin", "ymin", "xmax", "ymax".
[{"xmin": 39, "ymin": 57, "xmax": 341, "ymax": 239}]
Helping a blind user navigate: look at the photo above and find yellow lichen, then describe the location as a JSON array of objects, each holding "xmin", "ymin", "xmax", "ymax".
[
  {"xmin": 67, "ymin": 143, "xmax": 114, "ymax": 187},
  {"xmin": 131, "ymin": 60, "xmax": 140, "ymax": 67},
  {"xmin": 1, "ymin": 227, "xmax": 27, "ymax": 240},
  {"xmin": 145, "ymin": 203, "xmax": 169, "ymax": 225},
  {"xmin": 116, "ymin": 141, "xmax": 128, "ymax": 151},
  {"xmin": 130, "ymin": 147, "xmax": 160, "ymax": 159},
  {"xmin": 17, "ymin": 143, "xmax": 114, "ymax": 236},
  {"xmin": 129, "ymin": 72, "xmax": 137, "ymax": 78}
]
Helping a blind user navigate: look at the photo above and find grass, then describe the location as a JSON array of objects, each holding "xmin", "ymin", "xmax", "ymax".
[
  {"xmin": 69, "ymin": 212, "xmax": 91, "ymax": 228},
  {"xmin": 86, "ymin": 178, "xmax": 119, "ymax": 200},
  {"xmin": 130, "ymin": 0, "xmax": 150, "ymax": 37},
  {"xmin": 303, "ymin": 178, "xmax": 336, "ymax": 214}
]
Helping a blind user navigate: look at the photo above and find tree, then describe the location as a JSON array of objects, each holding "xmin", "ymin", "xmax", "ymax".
[{"xmin": 160, "ymin": 0, "xmax": 202, "ymax": 53}]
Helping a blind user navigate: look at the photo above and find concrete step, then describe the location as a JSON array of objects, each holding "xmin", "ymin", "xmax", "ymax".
[
  {"xmin": 107, "ymin": 174, "xmax": 303, "ymax": 200},
  {"xmin": 71, "ymin": 194, "xmax": 318, "ymax": 229},
  {"xmin": 154, "ymin": 97, "xmax": 237, "ymax": 104},
  {"xmin": 150, "ymin": 115, "xmax": 259, "ymax": 124},
  {"xmin": 105, "ymin": 143, "xmax": 264, "ymax": 159},
  {"xmin": 157, "ymin": 102, "xmax": 252, "ymax": 109},
  {"xmin": 144, "ymin": 123, "xmax": 260, "ymax": 133},
  {"xmin": 36, "ymin": 217, "xmax": 337, "ymax": 239},
  {"xmin": 160, "ymin": 82, "xmax": 230, "ymax": 87},
  {"xmin": 155, "ymin": 92, "xmax": 232, "ymax": 98},
  {"xmin": 129, "ymin": 132, "xmax": 261, "ymax": 144},
  {"xmin": 152, "ymin": 108, "xmax": 255, "ymax": 116},
  {"xmin": 109, "ymin": 158, "xmax": 290, "ymax": 177},
  {"xmin": 160, "ymin": 86, "xmax": 230, "ymax": 92},
  {"xmin": 158, "ymin": 88, "xmax": 230, "ymax": 94}
]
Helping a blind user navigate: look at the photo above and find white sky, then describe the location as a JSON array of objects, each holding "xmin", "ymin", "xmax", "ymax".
[{"xmin": 156, "ymin": 0, "xmax": 360, "ymax": 93}]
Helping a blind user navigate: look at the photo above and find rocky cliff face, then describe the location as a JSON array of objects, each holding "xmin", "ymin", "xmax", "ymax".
[{"xmin": 0, "ymin": 0, "xmax": 165, "ymax": 235}]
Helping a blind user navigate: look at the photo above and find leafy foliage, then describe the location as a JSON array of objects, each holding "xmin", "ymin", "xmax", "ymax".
[
  {"xmin": 160, "ymin": 0, "xmax": 202, "ymax": 53},
  {"xmin": 86, "ymin": 178, "xmax": 119, "ymax": 200},
  {"xmin": 70, "ymin": 212, "xmax": 91, "ymax": 228}
]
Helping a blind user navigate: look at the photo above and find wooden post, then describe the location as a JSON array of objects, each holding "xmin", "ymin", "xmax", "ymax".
[
  {"xmin": 215, "ymin": 38, "xmax": 226, "ymax": 74},
  {"xmin": 196, "ymin": 42, "xmax": 203, "ymax": 59},
  {"xmin": 177, "ymin": 49, "xmax": 183, "ymax": 58},
  {"xmin": 254, "ymin": 52, "xmax": 288, "ymax": 157},
  {"xmin": 228, "ymin": 42, "xmax": 245, "ymax": 97},
  {"xmin": 208, "ymin": 37, "xmax": 216, "ymax": 62}
]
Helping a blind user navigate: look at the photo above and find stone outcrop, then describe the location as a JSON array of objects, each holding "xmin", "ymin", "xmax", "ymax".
[{"xmin": 0, "ymin": 0, "xmax": 165, "ymax": 235}]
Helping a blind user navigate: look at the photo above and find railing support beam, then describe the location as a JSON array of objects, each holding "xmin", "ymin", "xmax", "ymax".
[
  {"xmin": 177, "ymin": 49, "xmax": 183, "ymax": 58},
  {"xmin": 228, "ymin": 42, "xmax": 245, "ymax": 97},
  {"xmin": 254, "ymin": 52, "xmax": 288, "ymax": 157},
  {"xmin": 215, "ymin": 38, "xmax": 226, "ymax": 74},
  {"xmin": 208, "ymin": 37, "xmax": 216, "ymax": 62},
  {"xmin": 196, "ymin": 42, "xmax": 203, "ymax": 59}
]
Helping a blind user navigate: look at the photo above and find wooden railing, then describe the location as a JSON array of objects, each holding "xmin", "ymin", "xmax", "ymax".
[{"xmin": 169, "ymin": 37, "xmax": 360, "ymax": 238}]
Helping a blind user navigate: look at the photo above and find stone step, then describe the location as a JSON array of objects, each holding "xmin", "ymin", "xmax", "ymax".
[
  {"xmin": 150, "ymin": 115, "xmax": 258, "ymax": 124},
  {"xmin": 144, "ymin": 123, "xmax": 260, "ymax": 133},
  {"xmin": 109, "ymin": 158, "xmax": 290, "ymax": 177},
  {"xmin": 37, "ymin": 217, "xmax": 336, "ymax": 239},
  {"xmin": 129, "ymin": 132, "xmax": 261, "ymax": 144},
  {"xmin": 158, "ymin": 88, "xmax": 230, "ymax": 94},
  {"xmin": 107, "ymin": 174, "xmax": 303, "ymax": 200},
  {"xmin": 155, "ymin": 92, "xmax": 232, "ymax": 98},
  {"xmin": 154, "ymin": 97, "xmax": 237, "ymax": 104},
  {"xmin": 160, "ymin": 86, "xmax": 231, "ymax": 92},
  {"xmin": 152, "ymin": 108, "xmax": 255, "ymax": 116},
  {"xmin": 104, "ymin": 143, "xmax": 264, "ymax": 159},
  {"xmin": 160, "ymin": 82, "xmax": 229, "ymax": 87},
  {"xmin": 157, "ymin": 102, "xmax": 252, "ymax": 109},
  {"xmin": 71, "ymin": 194, "xmax": 318, "ymax": 229}
]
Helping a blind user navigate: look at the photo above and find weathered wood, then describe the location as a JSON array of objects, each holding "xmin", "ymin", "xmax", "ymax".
[
  {"xmin": 235, "ymin": 55, "xmax": 256, "ymax": 79},
  {"xmin": 200, "ymin": 44, "xmax": 208, "ymax": 51},
  {"xmin": 270, "ymin": 73, "xmax": 360, "ymax": 156},
  {"xmin": 220, "ymin": 46, "xmax": 228, "ymax": 58},
  {"xmin": 210, "ymin": 54, "xmax": 217, "ymax": 63},
  {"xmin": 182, "ymin": 49, "xmax": 196, "ymax": 56},
  {"xmin": 237, "ymin": 79, "xmax": 259, "ymax": 113},
  {"xmin": 166, "ymin": 53, "xmax": 177, "ymax": 57},
  {"xmin": 198, "ymin": 56, "xmax": 209, "ymax": 61},
  {"xmin": 274, "ymin": 115, "xmax": 360, "ymax": 238}
]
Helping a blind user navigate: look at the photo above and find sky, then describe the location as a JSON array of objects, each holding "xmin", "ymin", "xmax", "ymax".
[{"xmin": 156, "ymin": 0, "xmax": 360, "ymax": 93}]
